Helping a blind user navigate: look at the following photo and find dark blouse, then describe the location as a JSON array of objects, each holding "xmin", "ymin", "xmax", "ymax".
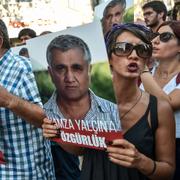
[{"xmin": 80, "ymin": 95, "xmax": 158, "ymax": 180}]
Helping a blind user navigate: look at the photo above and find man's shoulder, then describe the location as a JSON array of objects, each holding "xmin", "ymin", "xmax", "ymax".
[
  {"xmin": 8, "ymin": 50, "xmax": 32, "ymax": 72},
  {"xmin": 44, "ymin": 92, "xmax": 56, "ymax": 110},
  {"xmin": 93, "ymin": 93, "xmax": 117, "ymax": 112},
  {"xmin": 13, "ymin": 55, "xmax": 32, "ymax": 72},
  {"xmin": 44, "ymin": 98, "xmax": 52, "ymax": 109},
  {"xmin": 95, "ymin": 95, "xmax": 115, "ymax": 105}
]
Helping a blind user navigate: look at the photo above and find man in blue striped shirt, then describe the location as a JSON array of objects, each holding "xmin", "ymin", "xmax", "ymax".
[{"xmin": 0, "ymin": 19, "xmax": 55, "ymax": 179}]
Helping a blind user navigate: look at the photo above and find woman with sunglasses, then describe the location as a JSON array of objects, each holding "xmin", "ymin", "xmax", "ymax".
[
  {"xmin": 140, "ymin": 20, "xmax": 180, "ymax": 180},
  {"xmin": 80, "ymin": 23, "xmax": 175, "ymax": 180}
]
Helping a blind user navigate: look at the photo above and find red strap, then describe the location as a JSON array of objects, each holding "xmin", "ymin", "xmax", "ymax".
[
  {"xmin": 0, "ymin": 151, "xmax": 5, "ymax": 164},
  {"xmin": 137, "ymin": 77, "xmax": 141, "ymax": 87},
  {"xmin": 176, "ymin": 73, "xmax": 180, "ymax": 86}
]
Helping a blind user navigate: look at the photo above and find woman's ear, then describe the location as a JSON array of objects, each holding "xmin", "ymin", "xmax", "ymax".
[
  {"xmin": 88, "ymin": 64, "xmax": 92, "ymax": 76},
  {"xmin": 0, "ymin": 36, "xmax": 3, "ymax": 49},
  {"xmin": 48, "ymin": 66, "xmax": 55, "ymax": 84},
  {"xmin": 158, "ymin": 12, "xmax": 164, "ymax": 20},
  {"xmin": 48, "ymin": 66, "xmax": 51, "ymax": 75}
]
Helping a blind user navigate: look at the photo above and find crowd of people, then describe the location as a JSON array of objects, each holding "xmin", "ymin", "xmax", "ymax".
[{"xmin": 0, "ymin": 0, "xmax": 180, "ymax": 180}]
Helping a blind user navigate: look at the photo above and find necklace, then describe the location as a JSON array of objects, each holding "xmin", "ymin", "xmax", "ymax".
[
  {"xmin": 120, "ymin": 91, "xmax": 142, "ymax": 120},
  {"xmin": 156, "ymin": 67, "xmax": 179, "ymax": 80}
]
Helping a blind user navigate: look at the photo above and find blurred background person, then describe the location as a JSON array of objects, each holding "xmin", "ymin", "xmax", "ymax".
[
  {"xmin": 17, "ymin": 28, "xmax": 37, "ymax": 58},
  {"xmin": 18, "ymin": 28, "xmax": 36, "ymax": 45},
  {"xmin": 142, "ymin": 1, "xmax": 168, "ymax": 71},
  {"xmin": 142, "ymin": 1, "xmax": 167, "ymax": 32},
  {"xmin": 19, "ymin": 47, "xmax": 29, "ymax": 58}
]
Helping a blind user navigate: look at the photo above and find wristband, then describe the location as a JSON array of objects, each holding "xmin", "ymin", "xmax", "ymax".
[
  {"xmin": 147, "ymin": 160, "xmax": 156, "ymax": 176},
  {"xmin": 141, "ymin": 70, "xmax": 150, "ymax": 74}
]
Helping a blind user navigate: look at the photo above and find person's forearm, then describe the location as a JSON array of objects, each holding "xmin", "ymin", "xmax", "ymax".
[
  {"xmin": 138, "ymin": 154, "xmax": 174, "ymax": 180},
  {"xmin": 141, "ymin": 72, "xmax": 170, "ymax": 102},
  {"xmin": 7, "ymin": 94, "xmax": 45, "ymax": 128}
]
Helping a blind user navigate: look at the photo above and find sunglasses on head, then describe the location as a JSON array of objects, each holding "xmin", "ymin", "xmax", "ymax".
[
  {"xmin": 112, "ymin": 42, "xmax": 152, "ymax": 59},
  {"xmin": 151, "ymin": 32, "xmax": 175, "ymax": 42}
]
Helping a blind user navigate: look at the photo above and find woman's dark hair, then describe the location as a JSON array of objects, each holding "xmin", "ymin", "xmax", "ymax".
[
  {"xmin": 105, "ymin": 23, "xmax": 152, "ymax": 59},
  {"xmin": 172, "ymin": 2, "xmax": 180, "ymax": 20},
  {"xmin": 18, "ymin": 28, "xmax": 36, "ymax": 39},
  {"xmin": 158, "ymin": 21, "xmax": 180, "ymax": 45}
]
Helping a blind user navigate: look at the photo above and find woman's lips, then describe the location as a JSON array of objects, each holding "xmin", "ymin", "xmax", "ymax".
[{"xmin": 127, "ymin": 62, "xmax": 138, "ymax": 72}]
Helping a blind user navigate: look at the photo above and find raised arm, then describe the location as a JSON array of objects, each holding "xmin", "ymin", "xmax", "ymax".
[{"xmin": 149, "ymin": 98, "xmax": 175, "ymax": 179}]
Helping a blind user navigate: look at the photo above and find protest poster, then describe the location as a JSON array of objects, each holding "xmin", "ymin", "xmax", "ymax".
[
  {"xmin": 52, "ymin": 118, "xmax": 123, "ymax": 150},
  {"xmin": 36, "ymin": 19, "xmax": 123, "ymax": 150},
  {"xmin": 26, "ymin": 20, "xmax": 108, "ymax": 71}
]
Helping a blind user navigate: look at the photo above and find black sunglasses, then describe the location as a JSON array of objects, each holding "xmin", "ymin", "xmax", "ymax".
[
  {"xmin": 112, "ymin": 42, "xmax": 152, "ymax": 58},
  {"xmin": 151, "ymin": 32, "xmax": 175, "ymax": 42}
]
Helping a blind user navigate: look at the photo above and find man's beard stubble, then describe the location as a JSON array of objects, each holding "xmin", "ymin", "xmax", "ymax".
[{"xmin": 147, "ymin": 14, "xmax": 159, "ymax": 29}]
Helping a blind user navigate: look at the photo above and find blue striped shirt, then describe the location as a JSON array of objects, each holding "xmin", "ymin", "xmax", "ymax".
[
  {"xmin": 44, "ymin": 90, "xmax": 120, "ymax": 180},
  {"xmin": 0, "ymin": 49, "xmax": 55, "ymax": 179},
  {"xmin": 44, "ymin": 90, "xmax": 120, "ymax": 131}
]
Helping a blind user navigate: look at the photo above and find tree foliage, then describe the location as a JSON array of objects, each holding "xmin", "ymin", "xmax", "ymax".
[
  {"xmin": 34, "ymin": 71, "xmax": 55, "ymax": 104},
  {"xmin": 123, "ymin": 6, "xmax": 134, "ymax": 23},
  {"xmin": 90, "ymin": 62, "xmax": 116, "ymax": 102}
]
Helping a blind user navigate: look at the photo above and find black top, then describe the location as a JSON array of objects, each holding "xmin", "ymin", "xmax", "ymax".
[{"xmin": 80, "ymin": 95, "xmax": 158, "ymax": 180}]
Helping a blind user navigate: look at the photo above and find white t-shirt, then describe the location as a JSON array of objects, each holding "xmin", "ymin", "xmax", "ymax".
[{"xmin": 140, "ymin": 67, "xmax": 180, "ymax": 138}]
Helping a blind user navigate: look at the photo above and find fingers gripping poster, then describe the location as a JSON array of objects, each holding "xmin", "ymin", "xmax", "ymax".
[{"xmin": 52, "ymin": 117, "xmax": 123, "ymax": 150}]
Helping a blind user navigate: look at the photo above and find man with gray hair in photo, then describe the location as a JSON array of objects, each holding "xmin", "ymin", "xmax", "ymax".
[
  {"xmin": 42, "ymin": 34, "xmax": 119, "ymax": 179},
  {"xmin": 102, "ymin": 0, "xmax": 126, "ymax": 35}
]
